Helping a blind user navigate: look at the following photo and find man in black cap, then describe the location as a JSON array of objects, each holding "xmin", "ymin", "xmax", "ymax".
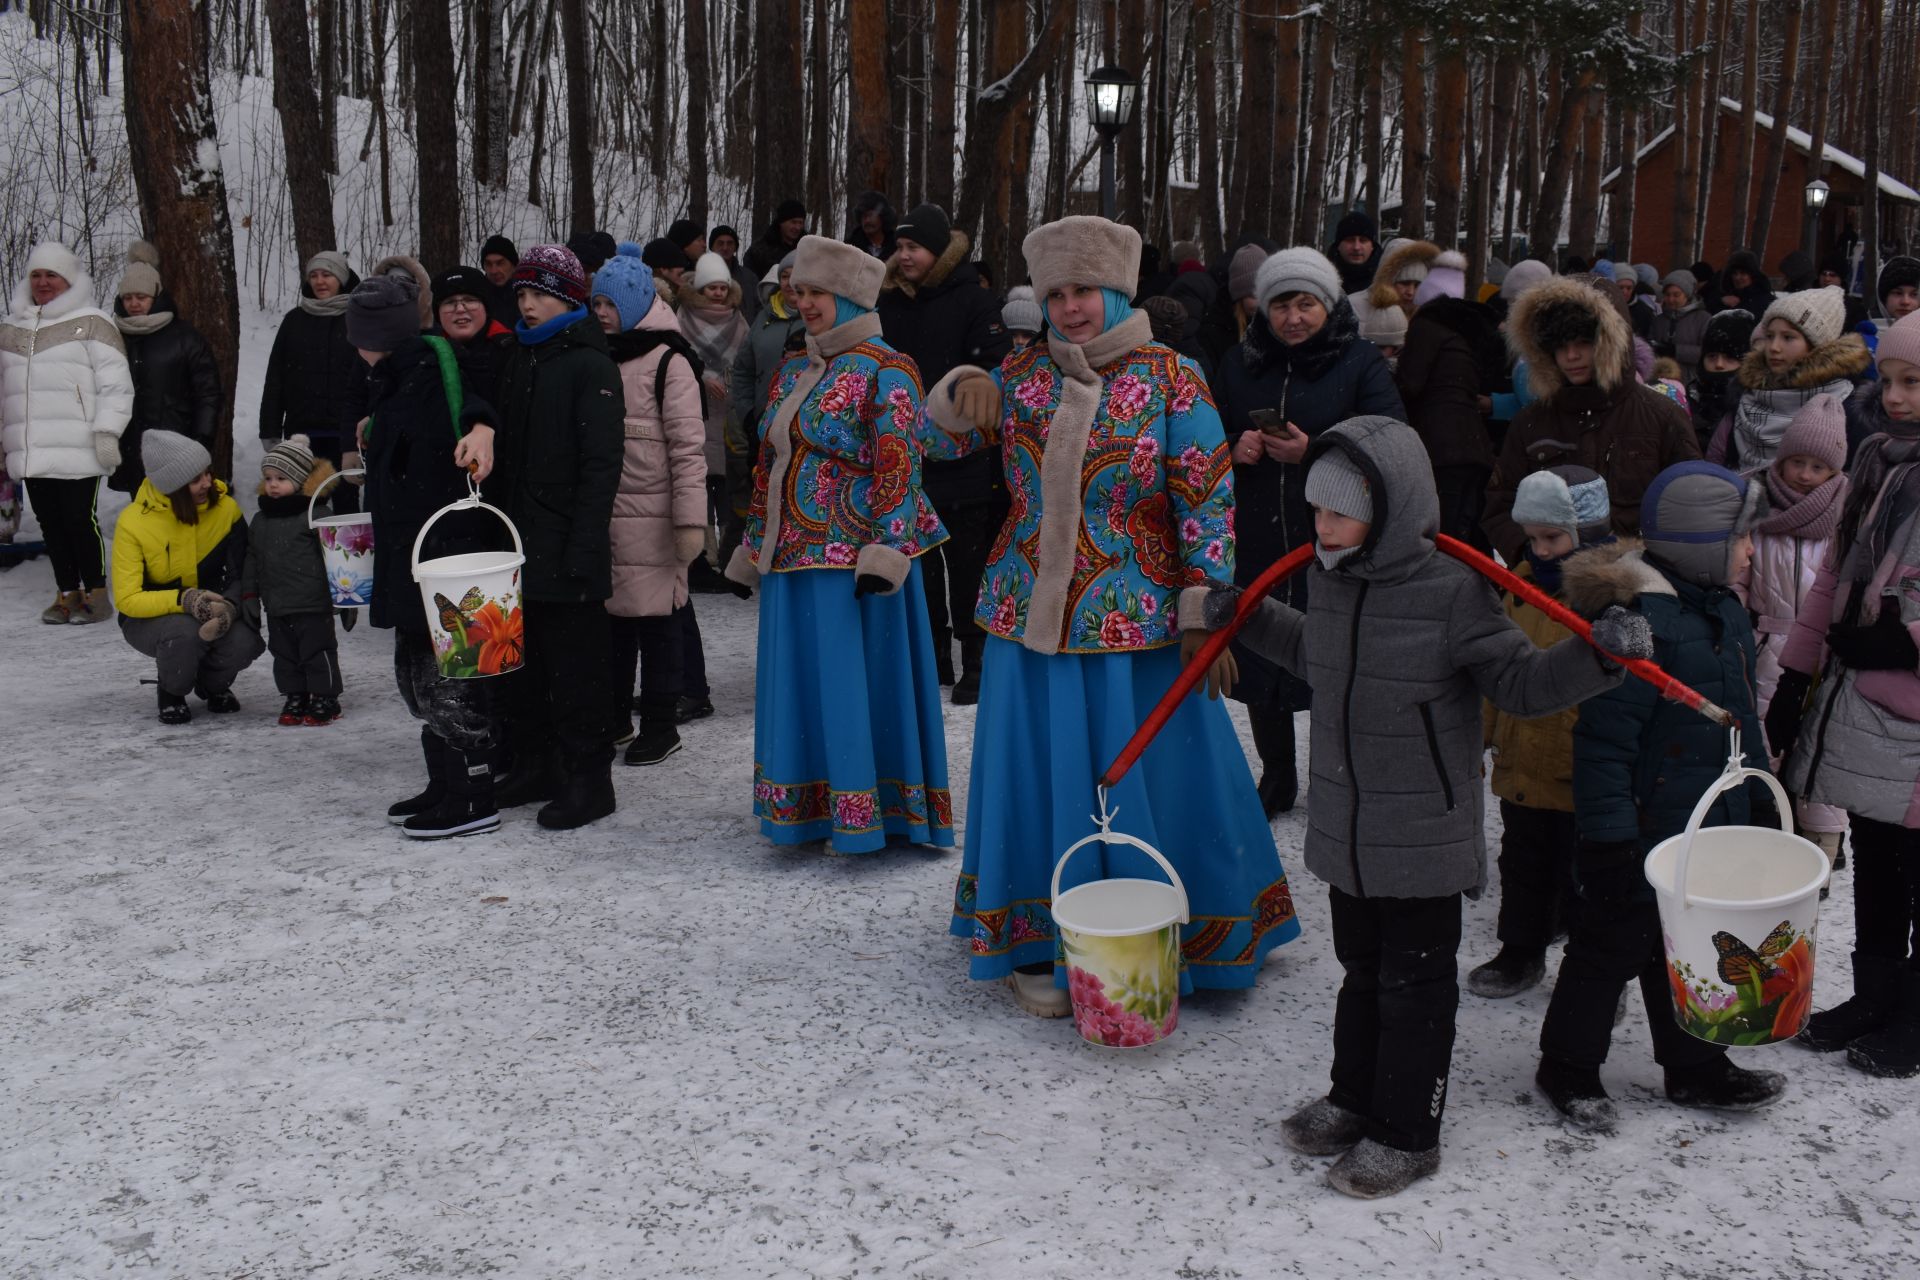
[
  {"xmin": 876, "ymin": 201, "xmax": 1012, "ymax": 704},
  {"xmin": 745, "ymin": 200, "xmax": 807, "ymax": 277},
  {"xmin": 566, "ymin": 230, "xmax": 617, "ymax": 276},
  {"xmin": 479, "ymin": 235, "xmax": 519, "ymax": 329},
  {"xmin": 1325, "ymin": 209, "xmax": 1381, "ymax": 297},
  {"xmin": 709, "ymin": 223, "xmax": 760, "ymax": 318},
  {"xmin": 640, "ymin": 239, "xmax": 694, "ymax": 303},
  {"xmin": 666, "ymin": 218, "xmax": 707, "ymax": 261}
]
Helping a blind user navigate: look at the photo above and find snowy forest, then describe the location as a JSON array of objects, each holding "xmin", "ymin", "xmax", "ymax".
[{"xmin": 4, "ymin": 0, "xmax": 1920, "ymax": 473}]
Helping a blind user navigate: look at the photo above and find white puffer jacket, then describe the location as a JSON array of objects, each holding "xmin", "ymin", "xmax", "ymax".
[{"xmin": 0, "ymin": 255, "xmax": 135, "ymax": 480}]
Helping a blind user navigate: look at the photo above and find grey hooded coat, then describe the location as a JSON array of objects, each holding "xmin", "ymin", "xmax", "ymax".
[{"xmin": 1186, "ymin": 416, "xmax": 1624, "ymax": 899}]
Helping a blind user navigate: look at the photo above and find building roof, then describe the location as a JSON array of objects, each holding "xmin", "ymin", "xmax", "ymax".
[{"xmin": 1600, "ymin": 97, "xmax": 1920, "ymax": 204}]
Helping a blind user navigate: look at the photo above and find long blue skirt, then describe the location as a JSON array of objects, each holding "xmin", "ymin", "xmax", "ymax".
[
  {"xmin": 751, "ymin": 562, "xmax": 955, "ymax": 854},
  {"xmin": 950, "ymin": 637, "xmax": 1302, "ymax": 992}
]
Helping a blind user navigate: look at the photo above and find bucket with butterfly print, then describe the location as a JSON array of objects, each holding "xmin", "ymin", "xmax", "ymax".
[
  {"xmin": 411, "ymin": 478, "xmax": 526, "ymax": 679},
  {"xmin": 1644, "ymin": 732, "xmax": 1830, "ymax": 1045},
  {"xmin": 309, "ymin": 469, "xmax": 374, "ymax": 608}
]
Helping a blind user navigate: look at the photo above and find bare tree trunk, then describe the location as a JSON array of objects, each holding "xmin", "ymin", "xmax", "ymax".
[
  {"xmin": 1608, "ymin": 84, "xmax": 1640, "ymax": 260},
  {"xmin": 929, "ymin": 0, "xmax": 960, "ymax": 211},
  {"xmin": 316, "ymin": 0, "xmax": 338, "ymax": 174},
  {"xmin": 1362, "ymin": 12, "xmax": 1383, "ymax": 220},
  {"xmin": 807, "ymin": 0, "xmax": 832, "ymax": 222},
  {"xmin": 953, "ymin": 0, "xmax": 1071, "ymax": 236},
  {"xmin": 1568, "ymin": 83, "xmax": 1604, "ymax": 257},
  {"xmin": 1268, "ymin": 1, "xmax": 1301, "ymax": 240},
  {"xmin": 1487, "ymin": 51, "xmax": 1517, "ymax": 255},
  {"xmin": 847, "ymin": 0, "xmax": 893, "ymax": 200},
  {"xmin": 412, "ymin": 0, "xmax": 460, "ymax": 269},
  {"xmin": 1669, "ymin": 0, "xmax": 1698, "ymax": 267},
  {"xmin": 1117, "ymin": 0, "xmax": 1146, "ymax": 229},
  {"xmin": 1429, "ymin": 32, "xmax": 1467, "ymax": 249},
  {"xmin": 684, "ymin": 0, "xmax": 710, "ymax": 223},
  {"xmin": 1231, "ymin": 0, "xmax": 1277, "ymax": 237},
  {"xmin": 369, "ymin": 0, "xmax": 393, "ymax": 226},
  {"xmin": 1295, "ymin": 7, "xmax": 1337, "ymax": 245},
  {"xmin": 1748, "ymin": 0, "xmax": 1804, "ymax": 259},
  {"xmin": 1466, "ymin": 54, "xmax": 1490, "ymax": 288},
  {"xmin": 1726, "ymin": 0, "xmax": 1761, "ymax": 250},
  {"xmin": 1194, "ymin": 0, "xmax": 1223, "ymax": 258},
  {"xmin": 1802, "ymin": 0, "xmax": 1842, "ymax": 256},
  {"xmin": 1692, "ymin": 0, "xmax": 1730, "ymax": 257},
  {"xmin": 906, "ymin": 0, "xmax": 928, "ymax": 201},
  {"xmin": 980, "ymin": 0, "xmax": 1025, "ymax": 272},
  {"xmin": 1529, "ymin": 59, "xmax": 1594, "ymax": 258},
  {"xmin": 1399, "ymin": 25, "xmax": 1429, "ymax": 238},
  {"xmin": 262, "ymin": 0, "xmax": 337, "ymax": 264},
  {"xmin": 125, "ymin": 0, "xmax": 242, "ymax": 480},
  {"xmin": 1863, "ymin": 0, "xmax": 1882, "ymax": 310},
  {"xmin": 557, "ymin": 0, "xmax": 593, "ymax": 231}
]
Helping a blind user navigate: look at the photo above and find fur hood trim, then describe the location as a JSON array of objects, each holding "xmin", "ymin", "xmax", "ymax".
[
  {"xmin": 256, "ymin": 456, "xmax": 338, "ymax": 499},
  {"xmin": 372, "ymin": 254, "xmax": 434, "ymax": 331},
  {"xmin": 1507, "ymin": 276, "xmax": 1635, "ymax": 399},
  {"xmin": 1559, "ymin": 538, "xmax": 1675, "ymax": 615},
  {"xmin": 1736, "ymin": 332, "xmax": 1872, "ymax": 392},
  {"xmin": 882, "ymin": 229, "xmax": 973, "ymax": 298},
  {"xmin": 1367, "ymin": 239, "xmax": 1440, "ymax": 312}
]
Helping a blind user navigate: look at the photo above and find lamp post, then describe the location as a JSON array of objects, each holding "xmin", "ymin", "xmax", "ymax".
[
  {"xmin": 1086, "ymin": 64, "xmax": 1141, "ymax": 222},
  {"xmin": 1803, "ymin": 178, "xmax": 1830, "ymax": 262}
]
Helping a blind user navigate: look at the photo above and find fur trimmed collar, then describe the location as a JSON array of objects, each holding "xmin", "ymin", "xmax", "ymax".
[
  {"xmin": 1560, "ymin": 538, "xmax": 1676, "ymax": 615},
  {"xmin": 881, "ymin": 229, "xmax": 974, "ymax": 299},
  {"xmin": 1737, "ymin": 334, "xmax": 1872, "ymax": 392}
]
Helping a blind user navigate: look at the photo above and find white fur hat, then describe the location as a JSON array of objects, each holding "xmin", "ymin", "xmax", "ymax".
[
  {"xmin": 790, "ymin": 234, "xmax": 887, "ymax": 309},
  {"xmin": 1022, "ymin": 216, "xmax": 1141, "ymax": 296},
  {"xmin": 25, "ymin": 240, "xmax": 82, "ymax": 284}
]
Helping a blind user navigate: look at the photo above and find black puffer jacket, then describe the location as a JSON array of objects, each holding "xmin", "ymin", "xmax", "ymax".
[
  {"xmin": 486, "ymin": 316, "xmax": 625, "ymax": 603},
  {"xmin": 110, "ymin": 295, "xmax": 221, "ymax": 494},
  {"xmin": 877, "ymin": 230, "xmax": 1012, "ymax": 510},
  {"xmin": 363, "ymin": 338, "xmax": 501, "ymax": 633},
  {"xmin": 1212, "ymin": 299, "xmax": 1406, "ymax": 710},
  {"xmin": 1395, "ymin": 297, "xmax": 1503, "ymax": 471},
  {"xmin": 258, "ymin": 270, "xmax": 368, "ymax": 445},
  {"xmin": 1716, "ymin": 249, "xmax": 1775, "ymax": 316}
]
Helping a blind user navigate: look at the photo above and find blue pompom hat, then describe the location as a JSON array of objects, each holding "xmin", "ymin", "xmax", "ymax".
[{"xmin": 589, "ymin": 242, "xmax": 658, "ymax": 330}]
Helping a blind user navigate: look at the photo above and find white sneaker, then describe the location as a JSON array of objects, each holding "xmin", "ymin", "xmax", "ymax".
[{"xmin": 1006, "ymin": 970, "xmax": 1070, "ymax": 1018}]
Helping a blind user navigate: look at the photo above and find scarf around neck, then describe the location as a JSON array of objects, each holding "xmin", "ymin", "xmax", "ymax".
[
  {"xmin": 681, "ymin": 295, "xmax": 749, "ymax": 369},
  {"xmin": 299, "ymin": 293, "xmax": 351, "ymax": 318},
  {"xmin": 517, "ymin": 306, "xmax": 589, "ymax": 345},
  {"xmin": 117, "ymin": 311, "xmax": 174, "ymax": 337},
  {"xmin": 1759, "ymin": 468, "xmax": 1848, "ymax": 541}
]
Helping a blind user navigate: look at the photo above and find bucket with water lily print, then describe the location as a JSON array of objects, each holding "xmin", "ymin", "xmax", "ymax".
[
  {"xmin": 410, "ymin": 477, "xmax": 526, "ymax": 679},
  {"xmin": 309, "ymin": 469, "xmax": 374, "ymax": 608},
  {"xmin": 1644, "ymin": 731, "xmax": 1829, "ymax": 1046},
  {"xmin": 1050, "ymin": 813, "xmax": 1190, "ymax": 1048}
]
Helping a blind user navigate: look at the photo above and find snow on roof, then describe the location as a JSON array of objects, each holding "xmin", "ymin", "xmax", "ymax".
[{"xmin": 1601, "ymin": 99, "xmax": 1920, "ymax": 203}]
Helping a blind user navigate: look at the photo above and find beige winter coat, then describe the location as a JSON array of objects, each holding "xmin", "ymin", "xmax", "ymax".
[{"xmin": 606, "ymin": 296, "xmax": 709, "ymax": 617}]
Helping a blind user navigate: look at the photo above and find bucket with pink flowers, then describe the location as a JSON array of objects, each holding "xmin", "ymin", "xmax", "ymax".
[
  {"xmin": 1050, "ymin": 790, "xmax": 1190, "ymax": 1048},
  {"xmin": 309, "ymin": 469, "xmax": 374, "ymax": 608}
]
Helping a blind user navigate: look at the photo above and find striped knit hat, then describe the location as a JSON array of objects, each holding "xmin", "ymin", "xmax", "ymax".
[{"xmin": 261, "ymin": 434, "xmax": 317, "ymax": 486}]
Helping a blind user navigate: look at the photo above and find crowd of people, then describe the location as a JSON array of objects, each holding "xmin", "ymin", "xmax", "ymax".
[{"xmin": 3, "ymin": 197, "xmax": 1918, "ymax": 1200}]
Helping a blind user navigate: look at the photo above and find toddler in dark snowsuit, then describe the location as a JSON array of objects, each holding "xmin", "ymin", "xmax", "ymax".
[
  {"xmin": 1186, "ymin": 416, "xmax": 1640, "ymax": 1197},
  {"xmin": 238, "ymin": 435, "xmax": 342, "ymax": 725}
]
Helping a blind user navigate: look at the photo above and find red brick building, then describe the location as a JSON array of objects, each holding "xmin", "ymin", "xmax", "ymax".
[{"xmin": 1600, "ymin": 97, "xmax": 1918, "ymax": 273}]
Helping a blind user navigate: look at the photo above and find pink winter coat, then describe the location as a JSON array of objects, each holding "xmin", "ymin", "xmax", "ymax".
[
  {"xmin": 606, "ymin": 297, "xmax": 709, "ymax": 617},
  {"xmin": 1735, "ymin": 527, "xmax": 1847, "ymax": 833}
]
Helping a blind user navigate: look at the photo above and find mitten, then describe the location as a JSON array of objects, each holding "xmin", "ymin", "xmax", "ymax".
[
  {"xmin": 853, "ymin": 573, "xmax": 890, "ymax": 598},
  {"xmin": 341, "ymin": 450, "xmax": 366, "ymax": 484},
  {"xmin": 93, "ymin": 433, "xmax": 121, "ymax": 471},
  {"xmin": 1826, "ymin": 605, "xmax": 1918, "ymax": 672},
  {"xmin": 1200, "ymin": 582, "xmax": 1244, "ymax": 633},
  {"xmin": 1589, "ymin": 605, "xmax": 1655, "ymax": 669},
  {"xmin": 197, "ymin": 598, "xmax": 235, "ymax": 642},
  {"xmin": 673, "ymin": 526, "xmax": 707, "ymax": 566},
  {"xmin": 1764, "ymin": 668, "xmax": 1813, "ymax": 762},
  {"xmin": 179, "ymin": 587, "xmax": 228, "ymax": 622},
  {"xmin": 950, "ymin": 371, "xmax": 1002, "ymax": 431}
]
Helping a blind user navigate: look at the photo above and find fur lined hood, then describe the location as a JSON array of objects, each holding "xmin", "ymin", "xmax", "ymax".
[
  {"xmin": 1507, "ymin": 275, "xmax": 1635, "ymax": 399},
  {"xmin": 1559, "ymin": 537, "xmax": 1675, "ymax": 616},
  {"xmin": 1366, "ymin": 239, "xmax": 1440, "ymax": 313},
  {"xmin": 882, "ymin": 228, "xmax": 974, "ymax": 299},
  {"xmin": 255, "ymin": 456, "xmax": 338, "ymax": 499},
  {"xmin": 1736, "ymin": 332, "xmax": 1871, "ymax": 392}
]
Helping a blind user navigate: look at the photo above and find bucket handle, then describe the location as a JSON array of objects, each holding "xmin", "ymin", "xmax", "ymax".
[
  {"xmin": 410, "ymin": 473, "xmax": 524, "ymax": 581},
  {"xmin": 1050, "ymin": 787, "xmax": 1191, "ymax": 924},
  {"xmin": 1670, "ymin": 725, "xmax": 1794, "ymax": 910},
  {"xmin": 307, "ymin": 467, "xmax": 365, "ymax": 529}
]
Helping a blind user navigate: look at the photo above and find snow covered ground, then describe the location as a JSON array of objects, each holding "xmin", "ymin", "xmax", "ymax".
[{"xmin": 4, "ymin": 426, "xmax": 1918, "ymax": 1278}]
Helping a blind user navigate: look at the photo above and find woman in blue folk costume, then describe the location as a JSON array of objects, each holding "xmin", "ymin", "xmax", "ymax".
[
  {"xmin": 725, "ymin": 235, "xmax": 955, "ymax": 853},
  {"xmin": 925, "ymin": 216, "xmax": 1301, "ymax": 1016}
]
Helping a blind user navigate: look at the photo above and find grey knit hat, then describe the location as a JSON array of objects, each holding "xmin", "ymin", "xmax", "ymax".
[
  {"xmin": 142, "ymin": 429, "xmax": 211, "ymax": 495},
  {"xmin": 1660, "ymin": 269, "xmax": 1698, "ymax": 297},
  {"xmin": 261, "ymin": 434, "xmax": 316, "ymax": 487},
  {"xmin": 1304, "ymin": 448, "xmax": 1374, "ymax": 523},
  {"xmin": 305, "ymin": 250, "xmax": 352, "ymax": 289},
  {"xmin": 1358, "ymin": 303, "xmax": 1407, "ymax": 347},
  {"xmin": 1512, "ymin": 464, "xmax": 1611, "ymax": 546},
  {"xmin": 1227, "ymin": 244, "xmax": 1269, "ymax": 302},
  {"xmin": 345, "ymin": 273, "xmax": 422, "ymax": 352},
  {"xmin": 1640, "ymin": 461, "xmax": 1759, "ymax": 588},
  {"xmin": 1002, "ymin": 285, "xmax": 1043, "ymax": 334},
  {"xmin": 1256, "ymin": 247, "xmax": 1344, "ymax": 313}
]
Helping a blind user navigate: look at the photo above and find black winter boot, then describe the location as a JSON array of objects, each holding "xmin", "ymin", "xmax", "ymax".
[
  {"xmin": 496, "ymin": 752, "xmax": 559, "ymax": 809},
  {"xmin": 403, "ymin": 750, "xmax": 500, "ymax": 840},
  {"xmin": 1280, "ymin": 1097, "xmax": 1367, "ymax": 1155},
  {"xmin": 1249, "ymin": 708, "xmax": 1299, "ymax": 817},
  {"xmin": 1468, "ymin": 946, "xmax": 1548, "ymax": 999},
  {"xmin": 624, "ymin": 721, "xmax": 683, "ymax": 766},
  {"xmin": 1846, "ymin": 970, "xmax": 1920, "ymax": 1078},
  {"xmin": 158, "ymin": 688, "xmax": 192, "ymax": 725},
  {"xmin": 388, "ymin": 730, "xmax": 450, "ymax": 826},
  {"xmin": 1800, "ymin": 952, "xmax": 1906, "ymax": 1051},
  {"xmin": 278, "ymin": 694, "xmax": 310, "ymax": 726},
  {"xmin": 1664, "ymin": 1057, "xmax": 1787, "ymax": 1112},
  {"xmin": 1536, "ymin": 1057, "xmax": 1617, "ymax": 1132},
  {"xmin": 931, "ymin": 625, "xmax": 955, "ymax": 686},
  {"xmin": 951, "ymin": 636, "xmax": 986, "ymax": 706},
  {"xmin": 537, "ymin": 769, "xmax": 617, "ymax": 830}
]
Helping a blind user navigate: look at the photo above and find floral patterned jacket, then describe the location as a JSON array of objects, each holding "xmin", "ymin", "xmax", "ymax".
[
  {"xmin": 924, "ymin": 311, "xmax": 1235, "ymax": 654},
  {"xmin": 728, "ymin": 311, "xmax": 946, "ymax": 592}
]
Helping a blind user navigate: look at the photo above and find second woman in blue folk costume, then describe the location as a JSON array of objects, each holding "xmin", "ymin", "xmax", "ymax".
[
  {"xmin": 725, "ymin": 235, "xmax": 954, "ymax": 854},
  {"xmin": 924, "ymin": 215, "xmax": 1301, "ymax": 1017}
]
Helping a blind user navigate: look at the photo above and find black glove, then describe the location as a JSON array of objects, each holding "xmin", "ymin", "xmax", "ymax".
[
  {"xmin": 1765, "ymin": 668, "xmax": 1813, "ymax": 762},
  {"xmin": 1571, "ymin": 838, "xmax": 1648, "ymax": 905},
  {"xmin": 339, "ymin": 607, "xmax": 358, "ymax": 632},
  {"xmin": 853, "ymin": 573, "xmax": 890, "ymax": 598},
  {"xmin": 1826, "ymin": 605, "xmax": 1919, "ymax": 672}
]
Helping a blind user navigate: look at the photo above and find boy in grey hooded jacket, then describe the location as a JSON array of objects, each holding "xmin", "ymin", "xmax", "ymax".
[{"xmin": 1183, "ymin": 415, "xmax": 1643, "ymax": 1197}]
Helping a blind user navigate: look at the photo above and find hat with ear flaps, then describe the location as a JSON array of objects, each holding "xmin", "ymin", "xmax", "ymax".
[
  {"xmin": 789, "ymin": 234, "xmax": 887, "ymax": 309},
  {"xmin": 1022, "ymin": 215, "xmax": 1141, "ymax": 297}
]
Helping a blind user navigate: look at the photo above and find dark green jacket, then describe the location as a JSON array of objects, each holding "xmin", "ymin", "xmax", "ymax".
[
  {"xmin": 486, "ymin": 314, "xmax": 625, "ymax": 603},
  {"xmin": 241, "ymin": 493, "xmax": 335, "ymax": 617},
  {"xmin": 1564, "ymin": 540, "xmax": 1769, "ymax": 852}
]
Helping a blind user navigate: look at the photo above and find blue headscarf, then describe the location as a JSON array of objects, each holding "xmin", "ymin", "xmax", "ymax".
[
  {"xmin": 1044, "ymin": 287, "xmax": 1135, "ymax": 345},
  {"xmin": 832, "ymin": 295, "xmax": 872, "ymax": 327}
]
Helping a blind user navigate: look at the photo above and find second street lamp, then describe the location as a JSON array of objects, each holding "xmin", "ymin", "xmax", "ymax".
[{"xmin": 1086, "ymin": 65, "xmax": 1141, "ymax": 222}]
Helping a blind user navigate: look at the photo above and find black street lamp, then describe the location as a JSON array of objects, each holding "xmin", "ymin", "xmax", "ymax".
[
  {"xmin": 1803, "ymin": 177, "xmax": 1830, "ymax": 261},
  {"xmin": 1086, "ymin": 64, "xmax": 1141, "ymax": 222}
]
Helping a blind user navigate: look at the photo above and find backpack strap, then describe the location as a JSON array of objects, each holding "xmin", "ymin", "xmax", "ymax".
[{"xmin": 421, "ymin": 335, "xmax": 466, "ymax": 438}]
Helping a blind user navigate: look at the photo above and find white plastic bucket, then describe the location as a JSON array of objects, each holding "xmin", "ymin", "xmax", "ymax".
[
  {"xmin": 309, "ymin": 469, "xmax": 373, "ymax": 608},
  {"xmin": 410, "ymin": 479, "xmax": 526, "ymax": 679},
  {"xmin": 1644, "ymin": 733, "xmax": 1829, "ymax": 1046},
  {"xmin": 1050, "ymin": 817, "xmax": 1190, "ymax": 1048}
]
